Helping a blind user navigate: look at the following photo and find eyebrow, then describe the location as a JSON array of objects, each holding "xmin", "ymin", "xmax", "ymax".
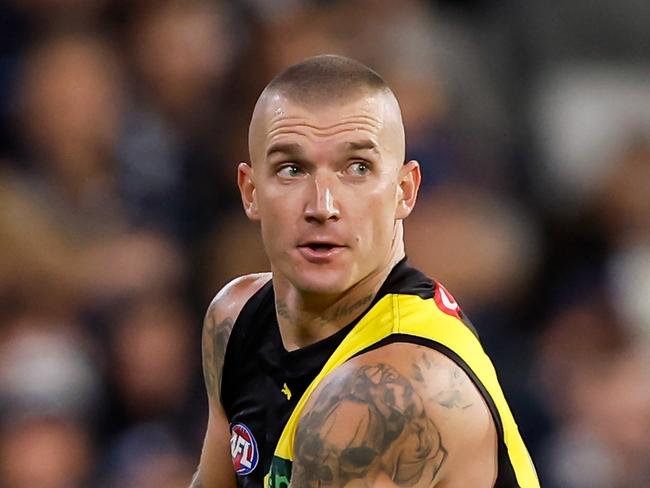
[
  {"xmin": 265, "ymin": 139, "xmax": 379, "ymax": 159},
  {"xmin": 344, "ymin": 139, "xmax": 379, "ymax": 153},
  {"xmin": 266, "ymin": 142, "xmax": 304, "ymax": 158}
]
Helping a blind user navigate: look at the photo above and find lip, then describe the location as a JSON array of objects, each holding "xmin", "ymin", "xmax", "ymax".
[{"xmin": 296, "ymin": 244, "xmax": 346, "ymax": 264}]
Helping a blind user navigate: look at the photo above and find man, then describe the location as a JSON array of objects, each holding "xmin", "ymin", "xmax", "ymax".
[{"xmin": 190, "ymin": 55, "xmax": 539, "ymax": 488}]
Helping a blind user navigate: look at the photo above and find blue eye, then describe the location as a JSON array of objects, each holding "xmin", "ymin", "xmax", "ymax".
[
  {"xmin": 277, "ymin": 165, "xmax": 302, "ymax": 178},
  {"xmin": 348, "ymin": 161, "xmax": 370, "ymax": 176}
]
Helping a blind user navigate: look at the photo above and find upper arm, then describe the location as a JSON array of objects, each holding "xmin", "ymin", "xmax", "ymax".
[
  {"xmin": 192, "ymin": 273, "xmax": 271, "ymax": 488},
  {"xmin": 290, "ymin": 344, "xmax": 497, "ymax": 488}
]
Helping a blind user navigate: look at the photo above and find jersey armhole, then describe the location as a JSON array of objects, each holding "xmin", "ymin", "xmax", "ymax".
[
  {"xmin": 351, "ymin": 334, "xmax": 520, "ymax": 488},
  {"xmin": 220, "ymin": 279, "xmax": 274, "ymax": 413}
]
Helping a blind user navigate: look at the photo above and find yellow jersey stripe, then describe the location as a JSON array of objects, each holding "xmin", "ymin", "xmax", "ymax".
[{"xmin": 269, "ymin": 293, "xmax": 539, "ymax": 487}]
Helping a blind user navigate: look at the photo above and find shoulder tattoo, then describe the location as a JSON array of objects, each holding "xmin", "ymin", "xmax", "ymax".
[
  {"xmin": 291, "ymin": 363, "xmax": 448, "ymax": 487},
  {"xmin": 202, "ymin": 313, "xmax": 234, "ymax": 403},
  {"xmin": 413, "ymin": 351, "xmax": 474, "ymax": 411}
]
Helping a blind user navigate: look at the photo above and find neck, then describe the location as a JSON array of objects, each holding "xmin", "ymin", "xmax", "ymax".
[{"xmin": 274, "ymin": 226, "xmax": 405, "ymax": 351}]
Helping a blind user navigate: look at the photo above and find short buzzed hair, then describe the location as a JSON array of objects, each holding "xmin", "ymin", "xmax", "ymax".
[
  {"xmin": 249, "ymin": 54, "xmax": 406, "ymax": 164},
  {"xmin": 264, "ymin": 54, "xmax": 391, "ymax": 105}
]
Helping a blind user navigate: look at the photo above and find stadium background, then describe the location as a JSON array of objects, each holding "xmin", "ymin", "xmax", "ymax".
[{"xmin": 1, "ymin": 0, "xmax": 649, "ymax": 486}]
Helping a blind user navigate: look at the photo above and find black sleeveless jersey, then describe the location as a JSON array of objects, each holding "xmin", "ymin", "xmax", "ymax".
[{"xmin": 220, "ymin": 259, "xmax": 539, "ymax": 488}]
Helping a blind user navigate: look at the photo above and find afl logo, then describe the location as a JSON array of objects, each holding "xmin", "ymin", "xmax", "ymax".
[
  {"xmin": 434, "ymin": 283, "xmax": 462, "ymax": 319},
  {"xmin": 230, "ymin": 423, "xmax": 259, "ymax": 475}
]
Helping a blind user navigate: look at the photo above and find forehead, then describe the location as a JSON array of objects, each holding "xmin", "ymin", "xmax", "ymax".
[{"xmin": 249, "ymin": 89, "xmax": 404, "ymax": 163}]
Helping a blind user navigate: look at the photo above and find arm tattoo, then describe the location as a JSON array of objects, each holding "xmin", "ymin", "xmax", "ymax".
[
  {"xmin": 292, "ymin": 363, "xmax": 447, "ymax": 487},
  {"xmin": 434, "ymin": 366, "xmax": 473, "ymax": 410},
  {"xmin": 202, "ymin": 314, "xmax": 234, "ymax": 403},
  {"xmin": 413, "ymin": 352, "xmax": 473, "ymax": 410}
]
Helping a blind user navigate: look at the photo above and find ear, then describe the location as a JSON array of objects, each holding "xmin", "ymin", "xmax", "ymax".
[
  {"xmin": 238, "ymin": 162, "xmax": 260, "ymax": 220},
  {"xmin": 395, "ymin": 160, "xmax": 421, "ymax": 220}
]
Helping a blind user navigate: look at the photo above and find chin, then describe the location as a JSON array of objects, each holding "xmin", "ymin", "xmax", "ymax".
[{"xmin": 290, "ymin": 266, "xmax": 353, "ymax": 297}]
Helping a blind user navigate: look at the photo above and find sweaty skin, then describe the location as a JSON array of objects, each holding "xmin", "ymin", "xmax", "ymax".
[{"xmin": 239, "ymin": 88, "xmax": 420, "ymax": 349}]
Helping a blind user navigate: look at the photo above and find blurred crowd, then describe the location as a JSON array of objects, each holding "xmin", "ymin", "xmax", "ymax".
[{"xmin": 0, "ymin": 0, "xmax": 649, "ymax": 487}]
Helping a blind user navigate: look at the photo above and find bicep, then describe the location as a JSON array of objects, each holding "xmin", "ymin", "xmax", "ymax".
[
  {"xmin": 192, "ymin": 274, "xmax": 272, "ymax": 487},
  {"xmin": 202, "ymin": 313, "xmax": 234, "ymax": 403},
  {"xmin": 290, "ymin": 362, "xmax": 448, "ymax": 488},
  {"xmin": 192, "ymin": 300, "xmax": 237, "ymax": 486}
]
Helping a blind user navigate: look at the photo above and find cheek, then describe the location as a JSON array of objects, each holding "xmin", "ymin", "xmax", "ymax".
[
  {"xmin": 352, "ymin": 185, "xmax": 398, "ymax": 238},
  {"xmin": 257, "ymin": 189, "xmax": 300, "ymax": 247},
  {"xmin": 259, "ymin": 204, "xmax": 284, "ymax": 244}
]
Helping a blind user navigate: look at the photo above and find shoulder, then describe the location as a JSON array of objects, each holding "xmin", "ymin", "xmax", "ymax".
[
  {"xmin": 292, "ymin": 342, "xmax": 496, "ymax": 487},
  {"xmin": 201, "ymin": 273, "xmax": 271, "ymax": 404},
  {"xmin": 356, "ymin": 343, "xmax": 495, "ymax": 445},
  {"xmin": 203, "ymin": 271, "xmax": 272, "ymax": 359},
  {"xmin": 204, "ymin": 272, "xmax": 272, "ymax": 327}
]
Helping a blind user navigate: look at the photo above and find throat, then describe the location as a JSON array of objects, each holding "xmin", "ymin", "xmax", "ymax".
[
  {"xmin": 275, "ymin": 292, "xmax": 375, "ymax": 351},
  {"xmin": 273, "ymin": 253, "xmax": 402, "ymax": 350}
]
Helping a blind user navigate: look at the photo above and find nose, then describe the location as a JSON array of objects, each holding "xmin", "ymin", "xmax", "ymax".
[{"xmin": 304, "ymin": 173, "xmax": 341, "ymax": 223}]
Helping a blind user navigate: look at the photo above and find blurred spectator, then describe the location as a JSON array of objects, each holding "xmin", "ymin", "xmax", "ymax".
[
  {"xmin": 0, "ymin": 311, "xmax": 101, "ymax": 421},
  {"xmin": 0, "ymin": 32, "xmax": 186, "ymax": 312},
  {"xmin": 106, "ymin": 296, "xmax": 195, "ymax": 421},
  {"xmin": 596, "ymin": 138, "xmax": 650, "ymax": 243},
  {"xmin": 537, "ymin": 299, "xmax": 650, "ymax": 487},
  {"xmin": 596, "ymin": 139, "xmax": 650, "ymax": 341},
  {"xmin": 102, "ymin": 422, "xmax": 194, "ymax": 488},
  {"xmin": 0, "ymin": 166, "xmax": 186, "ymax": 312},
  {"xmin": 532, "ymin": 67, "xmax": 650, "ymax": 213},
  {"xmin": 128, "ymin": 0, "xmax": 233, "ymax": 125},
  {"xmin": 119, "ymin": 0, "xmax": 238, "ymax": 236},
  {"xmin": 609, "ymin": 244, "xmax": 650, "ymax": 341},
  {"xmin": 0, "ymin": 0, "xmax": 649, "ymax": 486},
  {"xmin": 0, "ymin": 304, "xmax": 100, "ymax": 488},
  {"xmin": 367, "ymin": 1, "xmax": 512, "ymax": 192},
  {"xmin": 92, "ymin": 295, "xmax": 202, "ymax": 485},
  {"xmin": 17, "ymin": 33, "xmax": 124, "ymax": 191},
  {"xmin": 0, "ymin": 416, "xmax": 93, "ymax": 488}
]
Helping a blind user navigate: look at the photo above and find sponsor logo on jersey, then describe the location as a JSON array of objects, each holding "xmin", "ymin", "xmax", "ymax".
[
  {"xmin": 267, "ymin": 455, "xmax": 292, "ymax": 487},
  {"xmin": 230, "ymin": 423, "xmax": 259, "ymax": 475},
  {"xmin": 433, "ymin": 283, "xmax": 462, "ymax": 319}
]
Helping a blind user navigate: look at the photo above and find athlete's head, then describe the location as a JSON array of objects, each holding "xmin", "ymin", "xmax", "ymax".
[{"xmin": 238, "ymin": 55, "xmax": 421, "ymax": 296}]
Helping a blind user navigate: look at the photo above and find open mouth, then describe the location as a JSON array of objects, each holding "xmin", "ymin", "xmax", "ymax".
[
  {"xmin": 297, "ymin": 242, "xmax": 344, "ymax": 262},
  {"xmin": 305, "ymin": 243, "xmax": 336, "ymax": 252}
]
